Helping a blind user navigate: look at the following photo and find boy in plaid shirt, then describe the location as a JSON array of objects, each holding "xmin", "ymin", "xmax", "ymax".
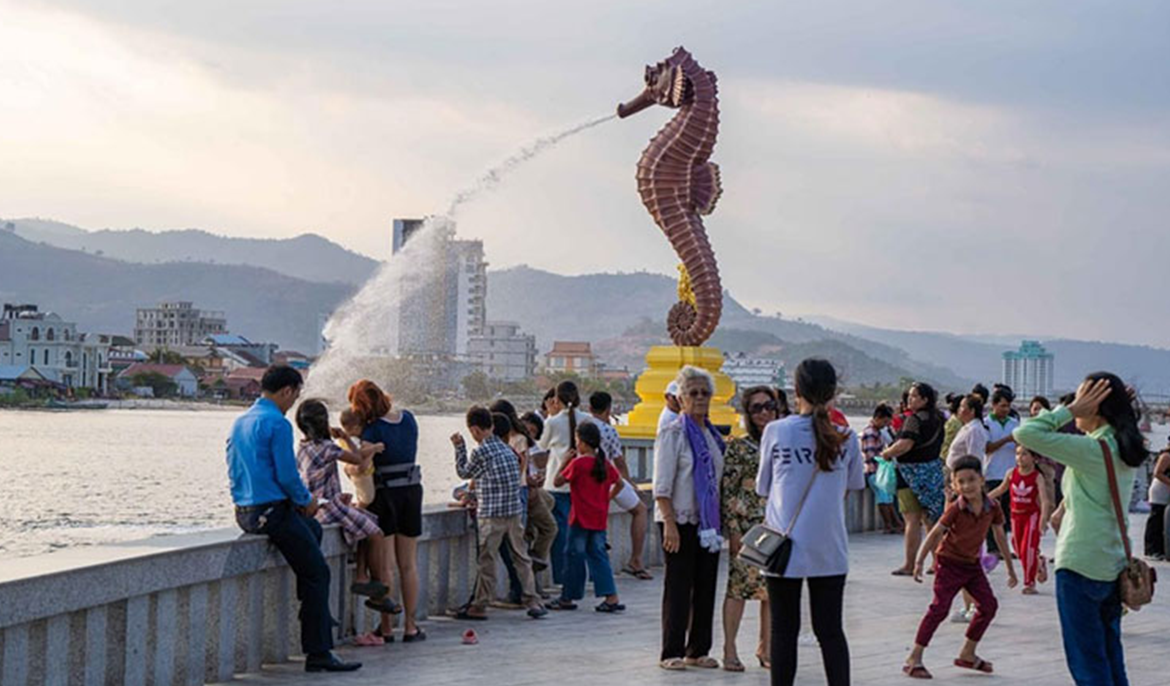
[{"xmin": 452, "ymin": 406, "xmax": 549, "ymax": 620}]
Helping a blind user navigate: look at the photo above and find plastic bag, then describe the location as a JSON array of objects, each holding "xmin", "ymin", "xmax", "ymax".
[{"xmin": 874, "ymin": 457, "xmax": 898, "ymax": 497}]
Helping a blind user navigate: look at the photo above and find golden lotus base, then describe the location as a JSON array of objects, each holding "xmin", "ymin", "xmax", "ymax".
[{"xmin": 618, "ymin": 345, "xmax": 742, "ymax": 440}]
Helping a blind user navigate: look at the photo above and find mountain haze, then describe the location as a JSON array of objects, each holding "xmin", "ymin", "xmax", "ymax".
[
  {"xmin": 4, "ymin": 218, "xmax": 379, "ymax": 286},
  {"xmin": 0, "ymin": 232, "xmax": 351, "ymax": 352}
]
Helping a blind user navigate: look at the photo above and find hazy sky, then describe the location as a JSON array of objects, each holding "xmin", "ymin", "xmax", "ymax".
[{"xmin": 2, "ymin": 1, "xmax": 1167, "ymax": 346}]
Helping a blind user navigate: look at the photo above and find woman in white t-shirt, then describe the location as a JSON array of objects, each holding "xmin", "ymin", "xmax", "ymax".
[
  {"xmin": 539, "ymin": 381, "xmax": 595, "ymax": 592},
  {"xmin": 946, "ymin": 394, "xmax": 989, "ymax": 470},
  {"xmin": 756, "ymin": 359, "xmax": 865, "ymax": 686}
]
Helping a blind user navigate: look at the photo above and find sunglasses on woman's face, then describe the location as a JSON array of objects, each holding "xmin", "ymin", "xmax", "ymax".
[
  {"xmin": 748, "ymin": 400, "xmax": 778, "ymax": 415},
  {"xmin": 687, "ymin": 388, "xmax": 712, "ymax": 399}
]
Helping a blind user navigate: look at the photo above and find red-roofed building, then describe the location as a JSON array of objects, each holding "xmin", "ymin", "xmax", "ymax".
[
  {"xmin": 117, "ymin": 363, "xmax": 199, "ymax": 397},
  {"xmin": 544, "ymin": 341, "xmax": 597, "ymax": 377}
]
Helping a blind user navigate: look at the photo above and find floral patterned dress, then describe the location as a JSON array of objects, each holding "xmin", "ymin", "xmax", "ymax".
[{"xmin": 721, "ymin": 436, "xmax": 768, "ymax": 601}]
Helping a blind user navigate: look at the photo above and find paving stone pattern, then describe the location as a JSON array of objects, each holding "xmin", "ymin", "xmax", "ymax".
[{"xmin": 230, "ymin": 517, "xmax": 1168, "ymax": 686}]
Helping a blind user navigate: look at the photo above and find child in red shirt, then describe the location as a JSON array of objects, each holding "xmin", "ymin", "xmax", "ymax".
[
  {"xmin": 904, "ymin": 456, "xmax": 1018, "ymax": 679},
  {"xmin": 989, "ymin": 445, "xmax": 1053, "ymax": 594},
  {"xmin": 551, "ymin": 422, "xmax": 623, "ymax": 612}
]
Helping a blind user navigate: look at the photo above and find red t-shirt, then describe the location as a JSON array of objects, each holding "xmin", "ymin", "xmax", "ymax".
[{"xmin": 562, "ymin": 455, "xmax": 620, "ymax": 531}]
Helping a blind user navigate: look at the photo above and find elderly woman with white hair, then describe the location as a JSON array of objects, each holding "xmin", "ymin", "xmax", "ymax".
[{"xmin": 654, "ymin": 365, "xmax": 727, "ymax": 671}]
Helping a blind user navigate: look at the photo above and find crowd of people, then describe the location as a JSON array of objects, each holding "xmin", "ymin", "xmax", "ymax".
[{"xmin": 224, "ymin": 361, "xmax": 1163, "ymax": 685}]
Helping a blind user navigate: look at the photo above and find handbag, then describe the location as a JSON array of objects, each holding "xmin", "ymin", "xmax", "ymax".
[
  {"xmin": 1100, "ymin": 439, "xmax": 1157, "ymax": 610},
  {"xmin": 737, "ymin": 470, "xmax": 819, "ymax": 575}
]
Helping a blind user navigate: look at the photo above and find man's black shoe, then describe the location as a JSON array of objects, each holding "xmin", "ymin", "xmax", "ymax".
[{"xmin": 305, "ymin": 652, "xmax": 362, "ymax": 673}]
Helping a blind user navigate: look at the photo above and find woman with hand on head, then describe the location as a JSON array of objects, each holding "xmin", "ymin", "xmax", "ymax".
[
  {"xmin": 654, "ymin": 366, "xmax": 726, "ymax": 672},
  {"xmin": 1013, "ymin": 373, "xmax": 1148, "ymax": 686}
]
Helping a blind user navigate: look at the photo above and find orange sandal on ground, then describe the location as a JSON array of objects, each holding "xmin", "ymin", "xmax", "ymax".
[
  {"xmin": 954, "ymin": 657, "xmax": 993, "ymax": 673},
  {"xmin": 903, "ymin": 663, "xmax": 932, "ymax": 679}
]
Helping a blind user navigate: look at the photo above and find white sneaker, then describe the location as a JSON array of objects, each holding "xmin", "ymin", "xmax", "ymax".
[
  {"xmin": 964, "ymin": 607, "xmax": 978, "ymax": 621},
  {"xmin": 951, "ymin": 608, "xmax": 972, "ymax": 624},
  {"xmin": 798, "ymin": 632, "xmax": 819, "ymax": 646}
]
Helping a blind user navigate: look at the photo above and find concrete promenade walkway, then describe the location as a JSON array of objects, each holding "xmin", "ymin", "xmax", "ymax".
[{"xmin": 231, "ymin": 519, "xmax": 1168, "ymax": 686}]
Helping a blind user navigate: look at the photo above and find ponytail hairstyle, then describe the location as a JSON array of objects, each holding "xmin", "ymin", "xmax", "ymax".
[
  {"xmin": 1085, "ymin": 372, "xmax": 1148, "ymax": 468},
  {"xmin": 490, "ymin": 398, "xmax": 534, "ymax": 447},
  {"xmin": 295, "ymin": 398, "xmax": 332, "ymax": 442},
  {"xmin": 556, "ymin": 380, "xmax": 581, "ymax": 452},
  {"xmin": 793, "ymin": 358, "xmax": 846, "ymax": 472},
  {"xmin": 575, "ymin": 421, "xmax": 608, "ymax": 483}
]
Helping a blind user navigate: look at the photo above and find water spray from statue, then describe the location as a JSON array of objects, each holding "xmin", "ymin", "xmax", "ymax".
[{"xmin": 303, "ymin": 113, "xmax": 616, "ymax": 401}]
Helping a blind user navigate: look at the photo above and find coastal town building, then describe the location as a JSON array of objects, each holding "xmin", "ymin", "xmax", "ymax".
[
  {"xmin": 117, "ymin": 363, "xmax": 199, "ymax": 397},
  {"xmin": 0, "ymin": 303, "xmax": 112, "ymax": 393},
  {"xmin": 544, "ymin": 341, "xmax": 597, "ymax": 376},
  {"xmin": 390, "ymin": 217, "xmax": 487, "ymax": 359},
  {"xmin": 134, "ymin": 301, "xmax": 227, "ymax": 347},
  {"xmin": 468, "ymin": 321, "xmax": 537, "ymax": 381},
  {"xmin": 0, "ymin": 365, "xmax": 53, "ymax": 395},
  {"xmin": 1002, "ymin": 340, "xmax": 1055, "ymax": 399},
  {"xmin": 722, "ymin": 352, "xmax": 785, "ymax": 391}
]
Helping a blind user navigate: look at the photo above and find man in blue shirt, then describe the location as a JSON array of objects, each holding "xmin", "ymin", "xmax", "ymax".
[{"xmin": 227, "ymin": 365, "xmax": 360, "ymax": 673}]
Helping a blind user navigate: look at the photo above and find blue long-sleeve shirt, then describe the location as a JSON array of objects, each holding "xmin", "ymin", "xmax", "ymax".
[{"xmin": 226, "ymin": 398, "xmax": 312, "ymax": 507}]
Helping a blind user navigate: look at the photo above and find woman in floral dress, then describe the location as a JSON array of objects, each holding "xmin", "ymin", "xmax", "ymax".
[{"xmin": 721, "ymin": 385, "xmax": 787, "ymax": 672}]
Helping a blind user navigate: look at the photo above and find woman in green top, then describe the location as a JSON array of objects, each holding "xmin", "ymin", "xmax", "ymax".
[{"xmin": 1013, "ymin": 373, "xmax": 1147, "ymax": 686}]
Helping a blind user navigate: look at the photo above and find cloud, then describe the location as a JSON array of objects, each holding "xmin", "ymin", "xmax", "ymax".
[{"xmin": 1, "ymin": 0, "xmax": 1168, "ymax": 347}]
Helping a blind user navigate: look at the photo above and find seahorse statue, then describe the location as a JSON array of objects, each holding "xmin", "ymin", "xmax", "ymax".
[{"xmin": 618, "ymin": 46, "xmax": 723, "ymax": 347}]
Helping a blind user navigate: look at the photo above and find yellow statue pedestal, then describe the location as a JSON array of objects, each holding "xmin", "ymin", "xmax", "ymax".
[{"xmin": 619, "ymin": 345, "xmax": 742, "ymax": 440}]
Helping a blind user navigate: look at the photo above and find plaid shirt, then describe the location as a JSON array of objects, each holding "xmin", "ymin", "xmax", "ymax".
[
  {"xmin": 455, "ymin": 435, "xmax": 522, "ymax": 518},
  {"xmin": 860, "ymin": 423, "xmax": 891, "ymax": 474}
]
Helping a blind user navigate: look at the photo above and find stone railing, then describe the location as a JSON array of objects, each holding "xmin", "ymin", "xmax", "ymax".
[
  {"xmin": 0, "ymin": 503, "xmax": 660, "ymax": 686},
  {"xmin": 0, "ymin": 474, "xmax": 876, "ymax": 686}
]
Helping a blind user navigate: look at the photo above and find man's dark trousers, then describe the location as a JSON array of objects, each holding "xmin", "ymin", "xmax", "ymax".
[{"xmin": 237, "ymin": 501, "xmax": 334, "ymax": 655}]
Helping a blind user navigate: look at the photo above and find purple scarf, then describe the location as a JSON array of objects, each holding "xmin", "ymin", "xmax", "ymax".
[{"xmin": 682, "ymin": 414, "xmax": 726, "ymax": 553}]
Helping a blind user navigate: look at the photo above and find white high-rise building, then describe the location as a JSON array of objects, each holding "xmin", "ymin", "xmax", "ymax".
[
  {"xmin": 391, "ymin": 218, "xmax": 486, "ymax": 359},
  {"xmin": 1002, "ymin": 340, "xmax": 1055, "ymax": 399}
]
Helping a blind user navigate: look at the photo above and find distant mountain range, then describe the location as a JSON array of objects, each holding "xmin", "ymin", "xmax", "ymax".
[
  {"xmin": 0, "ymin": 231, "xmax": 351, "ymax": 352},
  {"xmin": 4, "ymin": 216, "xmax": 1170, "ymax": 393},
  {"xmin": 4, "ymin": 217, "xmax": 379, "ymax": 286}
]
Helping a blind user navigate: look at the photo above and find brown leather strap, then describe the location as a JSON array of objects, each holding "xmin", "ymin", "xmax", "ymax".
[{"xmin": 1099, "ymin": 439, "xmax": 1133, "ymax": 563}]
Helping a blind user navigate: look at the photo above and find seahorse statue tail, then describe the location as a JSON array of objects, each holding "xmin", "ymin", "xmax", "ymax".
[{"xmin": 665, "ymin": 216, "xmax": 722, "ymax": 347}]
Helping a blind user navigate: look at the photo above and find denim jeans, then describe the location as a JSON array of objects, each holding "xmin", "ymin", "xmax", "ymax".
[
  {"xmin": 561, "ymin": 525, "xmax": 616, "ymax": 601},
  {"xmin": 1055, "ymin": 569, "xmax": 1128, "ymax": 686},
  {"xmin": 550, "ymin": 492, "xmax": 572, "ymax": 585},
  {"xmin": 236, "ymin": 501, "xmax": 334, "ymax": 656}
]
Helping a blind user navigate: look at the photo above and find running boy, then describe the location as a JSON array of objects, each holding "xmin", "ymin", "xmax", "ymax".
[
  {"xmin": 988, "ymin": 445, "xmax": 1052, "ymax": 594},
  {"xmin": 904, "ymin": 456, "xmax": 1018, "ymax": 679}
]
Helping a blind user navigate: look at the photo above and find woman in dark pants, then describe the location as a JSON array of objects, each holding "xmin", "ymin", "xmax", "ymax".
[
  {"xmin": 756, "ymin": 359, "xmax": 865, "ymax": 686},
  {"xmin": 653, "ymin": 365, "xmax": 726, "ymax": 671}
]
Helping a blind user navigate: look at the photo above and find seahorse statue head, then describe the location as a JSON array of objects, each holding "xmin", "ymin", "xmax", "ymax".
[{"xmin": 617, "ymin": 47, "xmax": 723, "ymax": 348}]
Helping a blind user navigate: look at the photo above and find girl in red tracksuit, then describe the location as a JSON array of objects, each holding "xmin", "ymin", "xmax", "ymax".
[{"xmin": 989, "ymin": 445, "xmax": 1053, "ymax": 594}]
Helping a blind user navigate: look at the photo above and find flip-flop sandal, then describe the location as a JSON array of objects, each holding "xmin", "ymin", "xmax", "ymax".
[
  {"xmin": 659, "ymin": 658, "xmax": 687, "ymax": 671},
  {"xmin": 365, "ymin": 597, "xmax": 403, "ymax": 614},
  {"xmin": 1022, "ymin": 586, "xmax": 1038, "ymax": 595},
  {"xmin": 402, "ymin": 628, "xmax": 427, "ymax": 643},
  {"xmin": 462, "ymin": 629, "xmax": 479, "ymax": 645},
  {"xmin": 723, "ymin": 658, "xmax": 745, "ymax": 672},
  {"xmin": 756, "ymin": 653, "xmax": 771, "ymax": 669},
  {"xmin": 630, "ymin": 568, "xmax": 654, "ymax": 580},
  {"xmin": 903, "ymin": 663, "xmax": 933, "ymax": 679},
  {"xmin": 371, "ymin": 628, "xmax": 394, "ymax": 644},
  {"xmin": 954, "ymin": 657, "xmax": 993, "ymax": 674},
  {"xmin": 547, "ymin": 599, "xmax": 578, "ymax": 611},
  {"xmin": 595, "ymin": 601, "xmax": 625, "ymax": 613},
  {"xmin": 891, "ymin": 568, "xmax": 914, "ymax": 577},
  {"xmin": 685, "ymin": 656, "xmax": 720, "ymax": 669},
  {"xmin": 454, "ymin": 608, "xmax": 488, "ymax": 621}
]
